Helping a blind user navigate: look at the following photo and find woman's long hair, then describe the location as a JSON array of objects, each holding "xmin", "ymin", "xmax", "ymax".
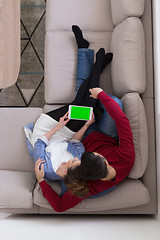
[
  {"xmin": 64, "ymin": 151, "xmax": 108, "ymax": 198},
  {"xmin": 64, "ymin": 166, "xmax": 89, "ymax": 198}
]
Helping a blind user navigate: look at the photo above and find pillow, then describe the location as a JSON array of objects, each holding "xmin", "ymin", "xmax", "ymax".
[
  {"xmin": 33, "ymin": 181, "xmax": 61, "ymax": 211},
  {"xmin": 111, "ymin": 0, "xmax": 145, "ymax": 26},
  {"xmin": 111, "ymin": 17, "xmax": 146, "ymax": 98},
  {"xmin": 121, "ymin": 93, "xmax": 148, "ymax": 178},
  {"xmin": 46, "ymin": 0, "xmax": 113, "ymax": 32},
  {"xmin": 0, "ymin": 170, "xmax": 35, "ymax": 208}
]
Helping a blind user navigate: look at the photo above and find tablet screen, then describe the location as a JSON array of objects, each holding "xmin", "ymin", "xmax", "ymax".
[{"xmin": 68, "ymin": 105, "xmax": 93, "ymax": 121}]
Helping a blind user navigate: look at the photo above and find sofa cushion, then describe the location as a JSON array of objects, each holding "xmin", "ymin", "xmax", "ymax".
[
  {"xmin": 122, "ymin": 93, "xmax": 148, "ymax": 179},
  {"xmin": 111, "ymin": 0, "xmax": 145, "ymax": 26},
  {"xmin": 33, "ymin": 180, "xmax": 61, "ymax": 209},
  {"xmin": 46, "ymin": 0, "xmax": 113, "ymax": 32},
  {"xmin": 111, "ymin": 17, "xmax": 146, "ymax": 98},
  {"xmin": 0, "ymin": 108, "xmax": 42, "ymax": 171},
  {"xmin": 0, "ymin": 170, "xmax": 36, "ymax": 208},
  {"xmin": 33, "ymin": 179, "xmax": 150, "ymax": 212},
  {"xmin": 43, "ymin": 105, "xmax": 65, "ymax": 113}
]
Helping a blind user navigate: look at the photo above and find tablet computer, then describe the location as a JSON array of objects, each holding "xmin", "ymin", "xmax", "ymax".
[{"xmin": 68, "ymin": 105, "xmax": 93, "ymax": 121}]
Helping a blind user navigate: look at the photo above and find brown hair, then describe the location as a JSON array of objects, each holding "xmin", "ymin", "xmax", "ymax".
[
  {"xmin": 64, "ymin": 151, "xmax": 108, "ymax": 198},
  {"xmin": 80, "ymin": 151, "xmax": 108, "ymax": 180},
  {"xmin": 64, "ymin": 166, "xmax": 89, "ymax": 198}
]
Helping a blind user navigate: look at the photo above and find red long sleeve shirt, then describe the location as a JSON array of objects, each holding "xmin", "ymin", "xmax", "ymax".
[{"xmin": 39, "ymin": 91, "xmax": 135, "ymax": 212}]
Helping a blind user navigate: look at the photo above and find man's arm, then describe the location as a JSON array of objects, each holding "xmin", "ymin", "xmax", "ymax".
[
  {"xmin": 35, "ymin": 158, "xmax": 85, "ymax": 212},
  {"xmin": 39, "ymin": 180, "xmax": 84, "ymax": 212},
  {"xmin": 90, "ymin": 88, "xmax": 135, "ymax": 156}
]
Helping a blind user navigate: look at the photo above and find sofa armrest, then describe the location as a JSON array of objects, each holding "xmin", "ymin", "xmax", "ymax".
[
  {"xmin": 0, "ymin": 108, "xmax": 42, "ymax": 171},
  {"xmin": 0, "ymin": 170, "xmax": 36, "ymax": 209}
]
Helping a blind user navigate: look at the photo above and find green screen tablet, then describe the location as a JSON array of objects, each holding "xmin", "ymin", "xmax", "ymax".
[{"xmin": 68, "ymin": 105, "xmax": 93, "ymax": 121}]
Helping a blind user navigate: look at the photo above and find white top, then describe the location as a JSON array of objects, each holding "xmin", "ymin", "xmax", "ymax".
[{"xmin": 27, "ymin": 113, "xmax": 77, "ymax": 172}]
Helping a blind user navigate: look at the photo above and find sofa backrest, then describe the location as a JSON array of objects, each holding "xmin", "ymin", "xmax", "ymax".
[
  {"xmin": 111, "ymin": 0, "xmax": 146, "ymax": 97},
  {"xmin": 45, "ymin": 0, "xmax": 113, "ymax": 32},
  {"xmin": 109, "ymin": 0, "xmax": 148, "ymax": 179},
  {"xmin": 111, "ymin": 0, "xmax": 145, "ymax": 26}
]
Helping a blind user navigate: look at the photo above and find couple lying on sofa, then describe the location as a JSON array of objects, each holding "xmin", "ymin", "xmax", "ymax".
[{"xmin": 24, "ymin": 25, "xmax": 135, "ymax": 212}]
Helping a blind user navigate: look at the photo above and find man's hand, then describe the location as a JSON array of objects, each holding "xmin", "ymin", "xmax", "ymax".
[
  {"xmin": 89, "ymin": 88, "xmax": 103, "ymax": 99},
  {"xmin": 35, "ymin": 158, "xmax": 45, "ymax": 183},
  {"xmin": 85, "ymin": 112, "xmax": 95, "ymax": 127},
  {"xmin": 57, "ymin": 112, "xmax": 70, "ymax": 129}
]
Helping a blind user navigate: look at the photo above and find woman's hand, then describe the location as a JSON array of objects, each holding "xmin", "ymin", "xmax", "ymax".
[
  {"xmin": 45, "ymin": 112, "xmax": 69, "ymax": 140},
  {"xmin": 85, "ymin": 112, "xmax": 95, "ymax": 127},
  {"xmin": 57, "ymin": 112, "xmax": 70, "ymax": 129},
  {"xmin": 89, "ymin": 88, "xmax": 103, "ymax": 99},
  {"xmin": 35, "ymin": 158, "xmax": 45, "ymax": 183}
]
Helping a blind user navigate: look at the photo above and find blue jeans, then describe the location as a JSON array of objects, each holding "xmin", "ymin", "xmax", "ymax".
[
  {"xmin": 96, "ymin": 95, "xmax": 123, "ymax": 140},
  {"xmin": 83, "ymin": 95, "xmax": 123, "ymax": 141},
  {"xmin": 76, "ymin": 48, "xmax": 123, "ymax": 140},
  {"xmin": 76, "ymin": 48, "xmax": 94, "ymax": 92}
]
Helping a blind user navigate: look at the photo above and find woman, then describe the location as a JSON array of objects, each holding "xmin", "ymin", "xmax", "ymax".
[{"xmin": 24, "ymin": 26, "xmax": 113, "ymax": 182}]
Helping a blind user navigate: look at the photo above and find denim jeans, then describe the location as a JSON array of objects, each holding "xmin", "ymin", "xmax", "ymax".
[
  {"xmin": 76, "ymin": 48, "xmax": 123, "ymax": 140},
  {"xmin": 97, "ymin": 95, "xmax": 123, "ymax": 140},
  {"xmin": 83, "ymin": 95, "xmax": 123, "ymax": 141},
  {"xmin": 76, "ymin": 48, "xmax": 94, "ymax": 92}
]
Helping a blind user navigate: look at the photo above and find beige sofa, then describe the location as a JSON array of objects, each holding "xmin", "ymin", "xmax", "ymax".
[{"xmin": 0, "ymin": 0, "xmax": 157, "ymax": 214}]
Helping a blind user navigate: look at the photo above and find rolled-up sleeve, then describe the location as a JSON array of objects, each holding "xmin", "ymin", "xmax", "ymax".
[
  {"xmin": 67, "ymin": 140, "xmax": 85, "ymax": 159},
  {"xmin": 33, "ymin": 137, "xmax": 48, "ymax": 162}
]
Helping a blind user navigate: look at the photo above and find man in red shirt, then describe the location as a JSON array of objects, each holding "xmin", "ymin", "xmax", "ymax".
[{"xmin": 35, "ymin": 88, "xmax": 135, "ymax": 212}]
